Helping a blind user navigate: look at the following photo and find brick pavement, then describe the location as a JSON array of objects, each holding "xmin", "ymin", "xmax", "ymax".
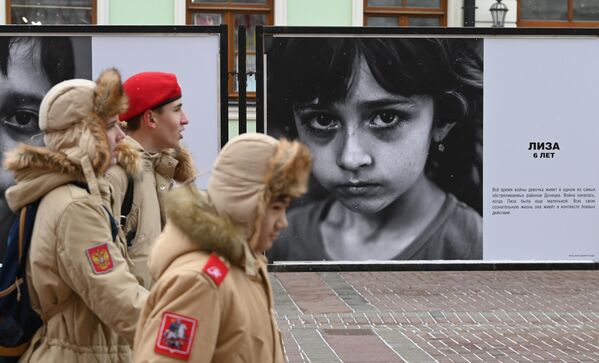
[{"xmin": 269, "ymin": 270, "xmax": 599, "ymax": 363}]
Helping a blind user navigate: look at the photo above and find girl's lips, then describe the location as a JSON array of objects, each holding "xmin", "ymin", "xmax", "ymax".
[{"xmin": 335, "ymin": 183, "xmax": 381, "ymax": 196}]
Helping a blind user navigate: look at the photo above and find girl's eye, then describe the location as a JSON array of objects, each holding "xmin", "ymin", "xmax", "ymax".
[
  {"xmin": 306, "ymin": 114, "xmax": 340, "ymax": 131},
  {"xmin": 370, "ymin": 111, "xmax": 403, "ymax": 129},
  {"xmin": 2, "ymin": 109, "xmax": 40, "ymax": 134}
]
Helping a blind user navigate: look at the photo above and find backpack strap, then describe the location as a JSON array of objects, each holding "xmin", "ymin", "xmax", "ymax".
[
  {"xmin": 120, "ymin": 176, "xmax": 134, "ymax": 225},
  {"xmin": 120, "ymin": 177, "xmax": 136, "ymax": 248},
  {"xmin": 0, "ymin": 341, "xmax": 30, "ymax": 356},
  {"xmin": 18, "ymin": 207, "xmax": 26, "ymax": 262},
  {"xmin": 0, "ymin": 207, "xmax": 30, "ymax": 302}
]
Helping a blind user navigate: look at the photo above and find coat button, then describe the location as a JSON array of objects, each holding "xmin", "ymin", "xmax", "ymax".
[{"xmin": 159, "ymin": 185, "xmax": 166, "ymax": 191}]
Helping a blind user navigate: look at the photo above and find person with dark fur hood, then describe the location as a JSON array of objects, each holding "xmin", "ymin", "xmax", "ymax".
[
  {"xmin": 3, "ymin": 69, "xmax": 149, "ymax": 362},
  {"xmin": 105, "ymin": 72, "xmax": 195, "ymax": 289},
  {"xmin": 133, "ymin": 133, "xmax": 311, "ymax": 363}
]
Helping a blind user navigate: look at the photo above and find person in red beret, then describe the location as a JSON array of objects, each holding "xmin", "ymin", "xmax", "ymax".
[{"xmin": 105, "ymin": 71, "xmax": 196, "ymax": 289}]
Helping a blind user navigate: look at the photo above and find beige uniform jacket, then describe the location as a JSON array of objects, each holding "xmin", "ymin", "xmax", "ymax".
[
  {"xmin": 133, "ymin": 194, "xmax": 284, "ymax": 363},
  {"xmin": 5, "ymin": 170, "xmax": 148, "ymax": 363},
  {"xmin": 106, "ymin": 136, "xmax": 195, "ymax": 289}
]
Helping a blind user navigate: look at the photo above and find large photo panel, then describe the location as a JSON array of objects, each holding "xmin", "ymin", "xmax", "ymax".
[{"xmin": 264, "ymin": 35, "xmax": 484, "ymax": 262}]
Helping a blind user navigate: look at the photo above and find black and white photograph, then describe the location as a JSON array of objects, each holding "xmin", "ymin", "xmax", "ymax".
[
  {"xmin": 0, "ymin": 35, "xmax": 91, "ymax": 263},
  {"xmin": 265, "ymin": 36, "xmax": 483, "ymax": 261}
]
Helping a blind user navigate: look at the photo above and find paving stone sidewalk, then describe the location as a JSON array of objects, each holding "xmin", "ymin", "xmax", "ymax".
[{"xmin": 269, "ymin": 270, "xmax": 599, "ymax": 363}]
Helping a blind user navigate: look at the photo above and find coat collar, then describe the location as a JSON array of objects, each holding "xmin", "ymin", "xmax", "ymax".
[
  {"xmin": 161, "ymin": 184, "xmax": 261, "ymax": 271},
  {"xmin": 115, "ymin": 136, "xmax": 196, "ymax": 182}
]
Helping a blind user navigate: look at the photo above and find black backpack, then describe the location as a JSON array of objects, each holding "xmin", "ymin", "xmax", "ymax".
[
  {"xmin": 0, "ymin": 202, "xmax": 41, "ymax": 360},
  {"xmin": 0, "ymin": 183, "xmax": 118, "ymax": 360}
]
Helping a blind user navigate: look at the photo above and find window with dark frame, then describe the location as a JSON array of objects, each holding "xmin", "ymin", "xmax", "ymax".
[
  {"xmin": 518, "ymin": 0, "xmax": 599, "ymax": 27},
  {"xmin": 187, "ymin": 0, "xmax": 273, "ymax": 98},
  {"xmin": 364, "ymin": 0, "xmax": 447, "ymax": 27},
  {"xmin": 7, "ymin": 0, "xmax": 96, "ymax": 25}
]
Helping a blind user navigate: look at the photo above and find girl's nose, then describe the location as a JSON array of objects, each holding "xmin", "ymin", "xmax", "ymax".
[
  {"xmin": 336, "ymin": 131, "xmax": 372, "ymax": 171},
  {"xmin": 276, "ymin": 214, "xmax": 288, "ymax": 230}
]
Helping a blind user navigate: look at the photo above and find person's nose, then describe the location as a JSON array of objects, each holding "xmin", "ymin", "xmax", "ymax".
[
  {"xmin": 276, "ymin": 213, "xmax": 288, "ymax": 231},
  {"xmin": 336, "ymin": 129, "xmax": 372, "ymax": 171},
  {"xmin": 180, "ymin": 111, "xmax": 189, "ymax": 126}
]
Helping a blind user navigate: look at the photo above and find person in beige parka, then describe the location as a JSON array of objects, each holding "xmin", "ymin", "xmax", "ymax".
[
  {"xmin": 133, "ymin": 133, "xmax": 312, "ymax": 362},
  {"xmin": 105, "ymin": 72, "xmax": 195, "ymax": 289},
  {"xmin": 3, "ymin": 68, "xmax": 148, "ymax": 362}
]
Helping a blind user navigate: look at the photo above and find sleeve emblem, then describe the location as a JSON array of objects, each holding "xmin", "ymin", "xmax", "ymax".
[
  {"xmin": 85, "ymin": 243, "xmax": 114, "ymax": 274},
  {"xmin": 154, "ymin": 312, "xmax": 198, "ymax": 360},
  {"xmin": 202, "ymin": 253, "xmax": 228, "ymax": 286}
]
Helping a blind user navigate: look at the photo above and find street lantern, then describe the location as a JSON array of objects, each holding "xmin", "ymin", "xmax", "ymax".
[{"xmin": 490, "ymin": 0, "xmax": 508, "ymax": 27}]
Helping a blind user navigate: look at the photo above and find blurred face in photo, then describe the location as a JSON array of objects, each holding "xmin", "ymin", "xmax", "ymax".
[
  {"xmin": 293, "ymin": 56, "xmax": 437, "ymax": 215},
  {"xmin": 0, "ymin": 38, "xmax": 51, "ymax": 213}
]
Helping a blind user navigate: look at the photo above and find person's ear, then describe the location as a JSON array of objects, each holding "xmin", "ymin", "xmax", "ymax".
[
  {"xmin": 432, "ymin": 122, "xmax": 456, "ymax": 143},
  {"xmin": 141, "ymin": 110, "xmax": 157, "ymax": 129}
]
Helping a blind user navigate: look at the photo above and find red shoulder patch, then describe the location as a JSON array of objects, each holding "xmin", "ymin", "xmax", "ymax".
[
  {"xmin": 202, "ymin": 253, "xmax": 228, "ymax": 286},
  {"xmin": 154, "ymin": 312, "xmax": 198, "ymax": 360},
  {"xmin": 85, "ymin": 243, "xmax": 113, "ymax": 274}
]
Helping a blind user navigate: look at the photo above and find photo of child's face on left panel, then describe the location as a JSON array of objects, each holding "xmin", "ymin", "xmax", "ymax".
[{"xmin": 0, "ymin": 36, "xmax": 91, "ymax": 261}]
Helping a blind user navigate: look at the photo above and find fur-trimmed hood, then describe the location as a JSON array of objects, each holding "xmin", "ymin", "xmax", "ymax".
[
  {"xmin": 3, "ymin": 68, "xmax": 128, "ymax": 211},
  {"xmin": 160, "ymin": 185, "xmax": 246, "ymax": 267},
  {"xmin": 114, "ymin": 136, "xmax": 195, "ymax": 182},
  {"xmin": 158, "ymin": 133, "xmax": 311, "ymax": 267}
]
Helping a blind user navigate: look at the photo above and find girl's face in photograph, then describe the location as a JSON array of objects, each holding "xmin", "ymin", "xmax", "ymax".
[
  {"xmin": 293, "ymin": 56, "xmax": 436, "ymax": 215},
  {"xmin": 0, "ymin": 40, "xmax": 50, "ymax": 215}
]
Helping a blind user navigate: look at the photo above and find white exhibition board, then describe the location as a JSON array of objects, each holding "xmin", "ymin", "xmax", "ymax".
[{"xmin": 483, "ymin": 37, "xmax": 599, "ymax": 261}]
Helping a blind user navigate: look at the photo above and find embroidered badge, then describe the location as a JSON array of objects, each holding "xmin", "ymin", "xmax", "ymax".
[
  {"xmin": 85, "ymin": 243, "xmax": 114, "ymax": 274},
  {"xmin": 154, "ymin": 312, "xmax": 198, "ymax": 360},
  {"xmin": 202, "ymin": 253, "xmax": 228, "ymax": 286}
]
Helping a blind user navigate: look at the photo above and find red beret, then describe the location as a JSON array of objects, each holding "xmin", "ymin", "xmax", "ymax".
[{"xmin": 119, "ymin": 72, "xmax": 182, "ymax": 122}]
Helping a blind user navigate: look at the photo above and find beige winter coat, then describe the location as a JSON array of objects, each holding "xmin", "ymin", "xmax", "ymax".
[
  {"xmin": 4, "ymin": 69, "xmax": 148, "ymax": 362},
  {"xmin": 133, "ymin": 134, "xmax": 311, "ymax": 363},
  {"xmin": 105, "ymin": 136, "xmax": 195, "ymax": 288}
]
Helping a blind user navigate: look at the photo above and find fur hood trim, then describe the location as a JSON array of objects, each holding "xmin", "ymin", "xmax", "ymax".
[
  {"xmin": 164, "ymin": 184, "xmax": 246, "ymax": 266},
  {"xmin": 94, "ymin": 69, "xmax": 128, "ymax": 120},
  {"xmin": 172, "ymin": 145, "xmax": 196, "ymax": 182},
  {"xmin": 263, "ymin": 138, "xmax": 312, "ymax": 202},
  {"xmin": 38, "ymin": 68, "xmax": 128, "ymax": 176},
  {"xmin": 4, "ymin": 143, "xmax": 85, "ymax": 180},
  {"xmin": 114, "ymin": 140, "xmax": 143, "ymax": 176},
  {"xmin": 114, "ymin": 140, "xmax": 195, "ymax": 180}
]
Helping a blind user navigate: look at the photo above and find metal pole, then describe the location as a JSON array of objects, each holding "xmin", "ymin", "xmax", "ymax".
[
  {"xmin": 463, "ymin": 0, "xmax": 476, "ymax": 27},
  {"xmin": 237, "ymin": 25, "xmax": 247, "ymax": 134}
]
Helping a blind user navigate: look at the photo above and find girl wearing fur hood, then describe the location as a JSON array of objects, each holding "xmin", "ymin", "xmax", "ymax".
[
  {"xmin": 3, "ymin": 69, "xmax": 148, "ymax": 362},
  {"xmin": 133, "ymin": 133, "xmax": 311, "ymax": 363}
]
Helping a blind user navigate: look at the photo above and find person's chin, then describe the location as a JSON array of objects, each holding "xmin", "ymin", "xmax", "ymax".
[{"xmin": 334, "ymin": 194, "xmax": 392, "ymax": 215}]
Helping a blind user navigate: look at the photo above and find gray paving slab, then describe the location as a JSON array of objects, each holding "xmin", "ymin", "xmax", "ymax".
[
  {"xmin": 271, "ymin": 270, "xmax": 599, "ymax": 362},
  {"xmin": 291, "ymin": 328, "xmax": 343, "ymax": 363}
]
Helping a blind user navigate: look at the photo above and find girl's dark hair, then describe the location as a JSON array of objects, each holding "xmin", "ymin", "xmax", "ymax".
[
  {"xmin": 0, "ymin": 36, "xmax": 75, "ymax": 85},
  {"xmin": 266, "ymin": 37, "xmax": 483, "ymax": 214}
]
